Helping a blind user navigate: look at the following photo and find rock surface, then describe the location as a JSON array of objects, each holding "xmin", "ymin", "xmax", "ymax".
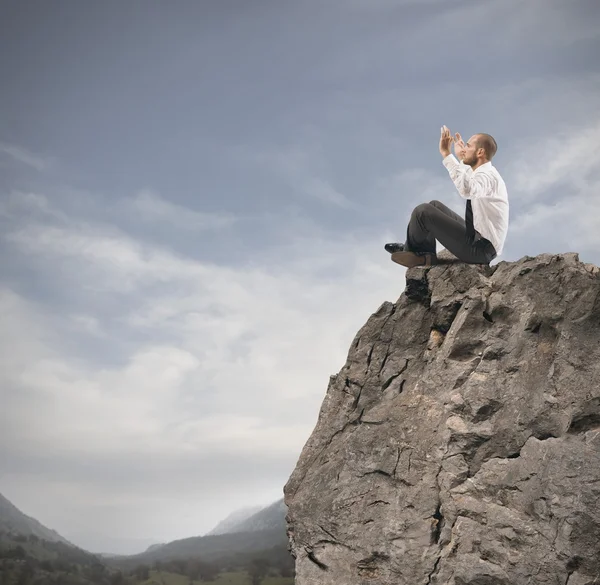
[{"xmin": 284, "ymin": 252, "xmax": 600, "ymax": 585}]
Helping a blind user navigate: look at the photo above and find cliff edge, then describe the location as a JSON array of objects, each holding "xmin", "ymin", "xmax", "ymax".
[{"xmin": 284, "ymin": 252, "xmax": 600, "ymax": 585}]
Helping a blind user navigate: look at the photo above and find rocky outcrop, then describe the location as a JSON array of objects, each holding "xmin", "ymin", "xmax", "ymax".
[{"xmin": 284, "ymin": 252, "xmax": 600, "ymax": 585}]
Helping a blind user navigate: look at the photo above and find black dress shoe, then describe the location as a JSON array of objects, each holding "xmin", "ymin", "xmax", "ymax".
[{"xmin": 384, "ymin": 242, "xmax": 405, "ymax": 254}]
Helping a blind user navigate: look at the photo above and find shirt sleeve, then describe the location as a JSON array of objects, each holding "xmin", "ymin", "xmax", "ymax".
[{"xmin": 442, "ymin": 154, "xmax": 496, "ymax": 200}]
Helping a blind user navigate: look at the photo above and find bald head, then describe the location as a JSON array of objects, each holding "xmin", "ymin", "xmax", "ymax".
[{"xmin": 475, "ymin": 133, "xmax": 497, "ymax": 161}]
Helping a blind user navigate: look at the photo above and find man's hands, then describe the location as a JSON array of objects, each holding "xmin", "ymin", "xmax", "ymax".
[
  {"xmin": 453, "ymin": 132, "xmax": 466, "ymax": 160},
  {"xmin": 440, "ymin": 126, "xmax": 466, "ymax": 160},
  {"xmin": 439, "ymin": 125, "xmax": 453, "ymax": 158}
]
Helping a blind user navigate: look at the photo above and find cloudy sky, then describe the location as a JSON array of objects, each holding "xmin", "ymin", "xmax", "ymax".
[{"xmin": 1, "ymin": 0, "xmax": 599, "ymax": 555}]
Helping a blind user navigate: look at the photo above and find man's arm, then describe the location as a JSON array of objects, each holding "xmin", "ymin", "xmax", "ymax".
[
  {"xmin": 439, "ymin": 126, "xmax": 470, "ymax": 195},
  {"xmin": 443, "ymin": 154, "xmax": 472, "ymax": 197},
  {"xmin": 443, "ymin": 156, "xmax": 496, "ymax": 199}
]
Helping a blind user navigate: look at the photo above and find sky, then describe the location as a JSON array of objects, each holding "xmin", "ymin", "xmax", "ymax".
[{"xmin": 1, "ymin": 0, "xmax": 599, "ymax": 555}]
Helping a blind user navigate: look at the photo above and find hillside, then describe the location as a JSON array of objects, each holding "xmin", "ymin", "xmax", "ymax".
[
  {"xmin": 206, "ymin": 506, "xmax": 262, "ymax": 536},
  {"xmin": 0, "ymin": 492, "xmax": 71, "ymax": 545},
  {"xmin": 228, "ymin": 499, "xmax": 286, "ymax": 534},
  {"xmin": 0, "ymin": 530, "xmax": 117, "ymax": 584},
  {"xmin": 103, "ymin": 499, "xmax": 292, "ymax": 579},
  {"xmin": 207, "ymin": 500, "xmax": 286, "ymax": 537},
  {"xmin": 111, "ymin": 528, "xmax": 287, "ymax": 569},
  {"xmin": 114, "ymin": 499, "xmax": 289, "ymax": 567},
  {"xmin": 0, "ymin": 492, "xmax": 131, "ymax": 583},
  {"xmin": 0, "ymin": 491, "xmax": 293, "ymax": 580}
]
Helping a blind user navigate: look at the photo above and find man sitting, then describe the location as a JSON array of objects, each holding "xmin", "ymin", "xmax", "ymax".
[{"xmin": 385, "ymin": 126, "xmax": 509, "ymax": 268}]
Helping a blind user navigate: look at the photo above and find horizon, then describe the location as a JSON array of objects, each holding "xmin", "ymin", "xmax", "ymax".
[
  {"xmin": 1, "ymin": 0, "xmax": 599, "ymax": 555},
  {"xmin": 1, "ymin": 489, "xmax": 282, "ymax": 555}
]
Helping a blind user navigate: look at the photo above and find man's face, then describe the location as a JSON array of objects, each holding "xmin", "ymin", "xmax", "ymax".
[{"xmin": 462, "ymin": 135, "xmax": 480, "ymax": 166}]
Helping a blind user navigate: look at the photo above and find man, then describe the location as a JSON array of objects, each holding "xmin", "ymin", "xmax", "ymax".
[{"xmin": 385, "ymin": 126, "xmax": 509, "ymax": 268}]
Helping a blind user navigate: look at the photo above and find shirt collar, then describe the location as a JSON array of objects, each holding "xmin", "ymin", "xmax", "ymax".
[{"xmin": 473, "ymin": 161, "xmax": 493, "ymax": 174}]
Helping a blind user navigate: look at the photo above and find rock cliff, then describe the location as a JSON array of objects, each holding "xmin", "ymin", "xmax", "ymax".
[{"xmin": 284, "ymin": 252, "xmax": 600, "ymax": 585}]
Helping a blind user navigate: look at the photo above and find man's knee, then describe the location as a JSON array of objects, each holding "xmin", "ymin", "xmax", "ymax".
[
  {"xmin": 429, "ymin": 199, "xmax": 443, "ymax": 207},
  {"xmin": 412, "ymin": 202, "xmax": 431, "ymax": 216}
]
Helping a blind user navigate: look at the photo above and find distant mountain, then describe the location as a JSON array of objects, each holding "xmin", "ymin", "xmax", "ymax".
[
  {"xmin": 0, "ymin": 492, "xmax": 71, "ymax": 545},
  {"xmin": 144, "ymin": 542, "xmax": 165, "ymax": 553},
  {"xmin": 229, "ymin": 499, "xmax": 286, "ymax": 534},
  {"xmin": 105, "ymin": 499, "xmax": 289, "ymax": 571},
  {"xmin": 207, "ymin": 506, "xmax": 262, "ymax": 535},
  {"xmin": 110, "ymin": 528, "xmax": 287, "ymax": 569},
  {"xmin": 206, "ymin": 499, "xmax": 286, "ymax": 537}
]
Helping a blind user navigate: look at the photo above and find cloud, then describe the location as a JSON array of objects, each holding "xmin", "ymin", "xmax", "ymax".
[
  {"xmin": 309, "ymin": 0, "xmax": 599, "ymax": 85},
  {"xmin": 345, "ymin": 0, "xmax": 447, "ymax": 7},
  {"xmin": 0, "ymin": 192, "xmax": 403, "ymax": 544},
  {"xmin": 303, "ymin": 177, "xmax": 355, "ymax": 209},
  {"xmin": 496, "ymin": 116, "xmax": 600, "ymax": 262},
  {"xmin": 0, "ymin": 142, "xmax": 52, "ymax": 171},
  {"xmin": 509, "ymin": 119, "xmax": 600, "ymax": 200},
  {"xmin": 508, "ymin": 179, "xmax": 600, "ymax": 259},
  {"xmin": 503, "ymin": 0, "xmax": 600, "ymax": 47},
  {"xmin": 69, "ymin": 314, "xmax": 105, "ymax": 337},
  {"xmin": 122, "ymin": 190, "xmax": 236, "ymax": 230},
  {"xmin": 5, "ymin": 220, "xmax": 203, "ymax": 293},
  {"xmin": 374, "ymin": 167, "xmax": 457, "ymax": 211},
  {"xmin": 0, "ymin": 191, "xmax": 68, "ymax": 221},
  {"xmin": 418, "ymin": 0, "xmax": 600, "ymax": 52},
  {"xmin": 248, "ymin": 146, "xmax": 357, "ymax": 209}
]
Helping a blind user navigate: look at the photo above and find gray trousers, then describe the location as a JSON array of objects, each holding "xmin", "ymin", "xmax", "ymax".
[{"xmin": 406, "ymin": 200, "xmax": 497, "ymax": 265}]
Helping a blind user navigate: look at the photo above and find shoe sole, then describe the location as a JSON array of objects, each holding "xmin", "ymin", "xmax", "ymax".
[{"xmin": 391, "ymin": 251, "xmax": 436, "ymax": 268}]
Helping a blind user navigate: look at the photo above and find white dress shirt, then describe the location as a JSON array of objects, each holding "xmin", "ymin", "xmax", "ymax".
[{"xmin": 442, "ymin": 154, "xmax": 509, "ymax": 256}]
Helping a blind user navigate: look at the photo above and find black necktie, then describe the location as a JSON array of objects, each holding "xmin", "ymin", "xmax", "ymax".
[{"xmin": 465, "ymin": 199, "xmax": 475, "ymax": 240}]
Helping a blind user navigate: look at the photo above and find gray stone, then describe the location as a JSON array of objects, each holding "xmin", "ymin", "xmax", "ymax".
[{"xmin": 284, "ymin": 253, "xmax": 600, "ymax": 585}]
